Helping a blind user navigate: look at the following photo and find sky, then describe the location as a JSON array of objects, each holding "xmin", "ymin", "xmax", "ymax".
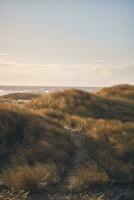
[{"xmin": 0, "ymin": 0, "xmax": 134, "ymax": 86}]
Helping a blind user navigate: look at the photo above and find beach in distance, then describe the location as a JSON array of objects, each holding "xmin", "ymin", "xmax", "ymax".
[
  {"xmin": 0, "ymin": 84, "xmax": 134, "ymax": 200},
  {"xmin": 0, "ymin": 85, "xmax": 100, "ymax": 96}
]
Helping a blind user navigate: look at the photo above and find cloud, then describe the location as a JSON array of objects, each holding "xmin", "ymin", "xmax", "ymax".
[
  {"xmin": 0, "ymin": 55, "xmax": 133, "ymax": 86},
  {"xmin": 0, "ymin": 53, "xmax": 9, "ymax": 56},
  {"xmin": 99, "ymin": 69, "xmax": 111, "ymax": 77},
  {"xmin": 0, "ymin": 60, "xmax": 61, "ymax": 68},
  {"xmin": 0, "ymin": 57, "xmax": 100, "ymax": 70},
  {"xmin": 0, "ymin": 55, "xmax": 134, "ymax": 70}
]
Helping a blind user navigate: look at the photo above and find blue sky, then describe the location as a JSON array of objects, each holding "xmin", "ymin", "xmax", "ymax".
[{"xmin": 0, "ymin": 0, "xmax": 134, "ymax": 86}]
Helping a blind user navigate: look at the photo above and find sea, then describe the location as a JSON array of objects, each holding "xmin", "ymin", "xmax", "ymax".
[{"xmin": 0, "ymin": 85, "xmax": 101, "ymax": 96}]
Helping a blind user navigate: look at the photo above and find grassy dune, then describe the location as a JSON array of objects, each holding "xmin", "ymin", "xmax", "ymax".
[
  {"xmin": 0, "ymin": 84, "xmax": 134, "ymax": 199},
  {"xmin": 1, "ymin": 92, "xmax": 42, "ymax": 100},
  {"xmin": 97, "ymin": 84, "xmax": 134, "ymax": 102},
  {"xmin": 26, "ymin": 86, "xmax": 134, "ymax": 121}
]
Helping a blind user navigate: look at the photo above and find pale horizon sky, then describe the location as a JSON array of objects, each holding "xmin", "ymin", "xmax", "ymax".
[{"xmin": 0, "ymin": 0, "xmax": 134, "ymax": 86}]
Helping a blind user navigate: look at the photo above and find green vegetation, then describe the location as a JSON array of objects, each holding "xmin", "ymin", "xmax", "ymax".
[{"xmin": 0, "ymin": 85, "xmax": 134, "ymax": 199}]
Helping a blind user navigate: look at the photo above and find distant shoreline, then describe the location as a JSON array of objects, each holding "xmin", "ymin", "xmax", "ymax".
[{"xmin": 0, "ymin": 85, "xmax": 101, "ymax": 96}]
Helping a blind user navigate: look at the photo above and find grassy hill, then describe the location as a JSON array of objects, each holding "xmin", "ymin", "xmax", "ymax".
[
  {"xmin": 0, "ymin": 85, "xmax": 134, "ymax": 200},
  {"xmin": 1, "ymin": 92, "xmax": 42, "ymax": 100},
  {"xmin": 26, "ymin": 87, "xmax": 134, "ymax": 121},
  {"xmin": 0, "ymin": 104, "xmax": 73, "ymax": 190},
  {"xmin": 97, "ymin": 84, "xmax": 134, "ymax": 102}
]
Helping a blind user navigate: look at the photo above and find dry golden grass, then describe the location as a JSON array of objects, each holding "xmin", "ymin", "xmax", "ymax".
[
  {"xmin": 97, "ymin": 84, "xmax": 134, "ymax": 102},
  {"xmin": 26, "ymin": 87, "xmax": 134, "ymax": 121},
  {"xmin": 0, "ymin": 84, "xmax": 134, "ymax": 199},
  {"xmin": 0, "ymin": 92, "xmax": 42, "ymax": 101},
  {"xmin": 1, "ymin": 163, "xmax": 58, "ymax": 192},
  {"xmin": 67, "ymin": 163, "xmax": 109, "ymax": 191},
  {"xmin": 0, "ymin": 103, "xmax": 74, "ymax": 193},
  {"xmin": 0, "ymin": 190, "xmax": 29, "ymax": 200}
]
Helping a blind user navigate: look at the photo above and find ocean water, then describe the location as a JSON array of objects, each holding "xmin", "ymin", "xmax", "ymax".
[{"xmin": 0, "ymin": 86, "xmax": 100, "ymax": 96}]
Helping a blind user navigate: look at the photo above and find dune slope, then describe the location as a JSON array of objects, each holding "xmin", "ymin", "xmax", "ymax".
[{"xmin": 0, "ymin": 84, "xmax": 134, "ymax": 199}]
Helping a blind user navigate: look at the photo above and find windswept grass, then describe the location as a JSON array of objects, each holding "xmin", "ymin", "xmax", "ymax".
[
  {"xmin": 0, "ymin": 84, "xmax": 134, "ymax": 199},
  {"xmin": 26, "ymin": 88, "xmax": 134, "ymax": 121},
  {"xmin": 97, "ymin": 84, "xmax": 134, "ymax": 102},
  {"xmin": 1, "ymin": 163, "xmax": 58, "ymax": 192},
  {"xmin": 0, "ymin": 190, "xmax": 29, "ymax": 200},
  {"xmin": 0, "ymin": 103, "xmax": 74, "ymax": 194},
  {"xmin": 1, "ymin": 92, "xmax": 42, "ymax": 101}
]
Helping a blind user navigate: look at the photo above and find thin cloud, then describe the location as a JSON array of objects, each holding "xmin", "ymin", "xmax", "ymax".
[
  {"xmin": 0, "ymin": 57, "xmax": 134, "ymax": 71},
  {"xmin": 99, "ymin": 69, "xmax": 111, "ymax": 77},
  {"xmin": 0, "ymin": 56, "xmax": 134, "ymax": 86},
  {"xmin": 0, "ymin": 53, "xmax": 9, "ymax": 56},
  {"xmin": 0, "ymin": 57, "xmax": 99, "ymax": 70}
]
